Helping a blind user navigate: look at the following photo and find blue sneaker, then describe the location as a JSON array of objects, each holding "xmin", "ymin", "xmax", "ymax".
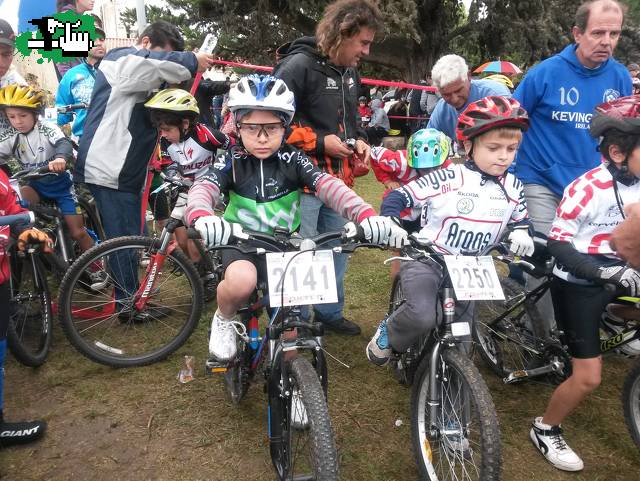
[{"xmin": 367, "ymin": 317, "xmax": 392, "ymax": 366}]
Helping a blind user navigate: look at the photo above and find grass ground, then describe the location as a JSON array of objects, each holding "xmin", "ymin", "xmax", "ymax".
[{"xmin": 1, "ymin": 173, "xmax": 639, "ymax": 480}]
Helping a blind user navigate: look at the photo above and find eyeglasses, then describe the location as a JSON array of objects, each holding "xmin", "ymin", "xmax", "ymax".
[{"xmin": 238, "ymin": 122, "xmax": 284, "ymax": 138}]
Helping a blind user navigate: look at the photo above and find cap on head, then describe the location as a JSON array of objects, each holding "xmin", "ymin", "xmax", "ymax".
[{"xmin": 0, "ymin": 19, "xmax": 15, "ymax": 48}]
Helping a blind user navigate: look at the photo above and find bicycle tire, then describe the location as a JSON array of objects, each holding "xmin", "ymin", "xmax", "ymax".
[
  {"xmin": 473, "ymin": 277, "xmax": 545, "ymax": 378},
  {"xmin": 57, "ymin": 235, "xmax": 203, "ymax": 367},
  {"xmin": 269, "ymin": 356, "xmax": 339, "ymax": 481},
  {"xmin": 411, "ymin": 347, "xmax": 502, "ymax": 481},
  {"xmin": 7, "ymin": 251, "xmax": 52, "ymax": 367},
  {"xmin": 623, "ymin": 358, "xmax": 640, "ymax": 448}
]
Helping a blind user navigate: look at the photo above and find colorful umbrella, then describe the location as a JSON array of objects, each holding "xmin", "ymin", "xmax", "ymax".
[{"xmin": 473, "ymin": 60, "xmax": 522, "ymax": 75}]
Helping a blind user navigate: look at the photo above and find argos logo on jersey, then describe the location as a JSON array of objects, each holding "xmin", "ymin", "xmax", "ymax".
[
  {"xmin": 444, "ymin": 222, "xmax": 493, "ymax": 252},
  {"xmin": 415, "ymin": 167, "xmax": 457, "ymax": 193}
]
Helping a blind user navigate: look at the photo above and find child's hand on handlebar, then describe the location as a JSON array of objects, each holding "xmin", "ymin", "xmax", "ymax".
[
  {"xmin": 359, "ymin": 215, "xmax": 407, "ymax": 248},
  {"xmin": 193, "ymin": 215, "xmax": 244, "ymax": 247},
  {"xmin": 48, "ymin": 158, "xmax": 66, "ymax": 173},
  {"xmin": 17, "ymin": 228, "xmax": 54, "ymax": 253}
]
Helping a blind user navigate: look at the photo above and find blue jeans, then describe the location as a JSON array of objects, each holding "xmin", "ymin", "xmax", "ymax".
[
  {"xmin": 88, "ymin": 184, "xmax": 143, "ymax": 303},
  {"xmin": 299, "ymin": 193, "xmax": 348, "ymax": 324}
]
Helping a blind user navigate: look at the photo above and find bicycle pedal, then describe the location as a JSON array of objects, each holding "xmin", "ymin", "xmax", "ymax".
[
  {"xmin": 503, "ymin": 370, "xmax": 528, "ymax": 384},
  {"xmin": 205, "ymin": 359, "xmax": 229, "ymax": 373}
]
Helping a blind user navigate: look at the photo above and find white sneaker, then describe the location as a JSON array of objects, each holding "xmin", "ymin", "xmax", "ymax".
[
  {"xmin": 530, "ymin": 417, "xmax": 583, "ymax": 471},
  {"xmin": 290, "ymin": 388, "xmax": 309, "ymax": 429},
  {"xmin": 366, "ymin": 317, "xmax": 392, "ymax": 366},
  {"xmin": 208, "ymin": 310, "xmax": 237, "ymax": 362}
]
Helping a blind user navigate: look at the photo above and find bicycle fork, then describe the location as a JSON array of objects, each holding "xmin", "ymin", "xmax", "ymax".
[{"xmin": 427, "ymin": 286, "xmax": 472, "ymax": 438}]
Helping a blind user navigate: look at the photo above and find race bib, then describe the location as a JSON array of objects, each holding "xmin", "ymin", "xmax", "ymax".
[
  {"xmin": 266, "ymin": 250, "xmax": 338, "ymax": 307},
  {"xmin": 444, "ymin": 255, "xmax": 505, "ymax": 301}
]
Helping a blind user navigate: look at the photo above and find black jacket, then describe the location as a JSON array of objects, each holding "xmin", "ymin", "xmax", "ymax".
[{"xmin": 273, "ymin": 37, "xmax": 366, "ymax": 185}]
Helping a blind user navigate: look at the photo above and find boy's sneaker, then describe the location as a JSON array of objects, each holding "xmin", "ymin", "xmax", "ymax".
[
  {"xmin": 366, "ymin": 317, "xmax": 392, "ymax": 366},
  {"xmin": 118, "ymin": 303, "xmax": 171, "ymax": 324},
  {"xmin": 0, "ymin": 419, "xmax": 46, "ymax": 447},
  {"xmin": 290, "ymin": 388, "xmax": 309, "ymax": 429},
  {"xmin": 529, "ymin": 417, "xmax": 583, "ymax": 471},
  {"xmin": 87, "ymin": 260, "xmax": 109, "ymax": 291},
  {"xmin": 208, "ymin": 310, "xmax": 238, "ymax": 362}
]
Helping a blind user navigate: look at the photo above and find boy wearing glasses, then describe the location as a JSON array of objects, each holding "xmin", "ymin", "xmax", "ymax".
[{"xmin": 185, "ymin": 75, "xmax": 404, "ymax": 362}]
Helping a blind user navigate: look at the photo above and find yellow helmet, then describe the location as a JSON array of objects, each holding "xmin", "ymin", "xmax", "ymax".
[
  {"xmin": 145, "ymin": 88, "xmax": 200, "ymax": 115},
  {"xmin": 484, "ymin": 74, "xmax": 514, "ymax": 90},
  {"xmin": 0, "ymin": 84, "xmax": 44, "ymax": 111}
]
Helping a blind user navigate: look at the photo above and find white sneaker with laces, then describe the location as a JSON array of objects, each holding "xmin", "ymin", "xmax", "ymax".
[
  {"xmin": 290, "ymin": 388, "xmax": 309, "ymax": 429},
  {"xmin": 208, "ymin": 310, "xmax": 238, "ymax": 361},
  {"xmin": 529, "ymin": 417, "xmax": 583, "ymax": 471}
]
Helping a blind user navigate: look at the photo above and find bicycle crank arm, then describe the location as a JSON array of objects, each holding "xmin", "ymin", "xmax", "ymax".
[{"xmin": 503, "ymin": 360, "xmax": 565, "ymax": 384}]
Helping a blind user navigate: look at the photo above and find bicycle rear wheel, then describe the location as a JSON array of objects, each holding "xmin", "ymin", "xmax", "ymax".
[
  {"xmin": 7, "ymin": 251, "xmax": 52, "ymax": 367},
  {"xmin": 57, "ymin": 236, "xmax": 203, "ymax": 367},
  {"xmin": 623, "ymin": 358, "xmax": 640, "ymax": 448},
  {"xmin": 269, "ymin": 356, "xmax": 339, "ymax": 481},
  {"xmin": 411, "ymin": 348, "xmax": 501, "ymax": 481},
  {"xmin": 473, "ymin": 278, "xmax": 545, "ymax": 378}
]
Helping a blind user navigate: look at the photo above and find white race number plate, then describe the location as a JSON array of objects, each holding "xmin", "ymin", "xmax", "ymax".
[
  {"xmin": 266, "ymin": 250, "xmax": 338, "ymax": 307},
  {"xmin": 444, "ymin": 255, "xmax": 505, "ymax": 301}
]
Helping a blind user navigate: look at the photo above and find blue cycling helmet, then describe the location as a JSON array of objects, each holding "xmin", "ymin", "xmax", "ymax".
[
  {"xmin": 228, "ymin": 74, "xmax": 296, "ymax": 125},
  {"xmin": 407, "ymin": 128, "xmax": 451, "ymax": 169}
]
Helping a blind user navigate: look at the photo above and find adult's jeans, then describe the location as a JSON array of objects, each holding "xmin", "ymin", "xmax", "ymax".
[
  {"xmin": 88, "ymin": 184, "xmax": 142, "ymax": 305},
  {"xmin": 299, "ymin": 193, "xmax": 348, "ymax": 325},
  {"xmin": 523, "ymin": 183, "xmax": 562, "ymax": 334}
]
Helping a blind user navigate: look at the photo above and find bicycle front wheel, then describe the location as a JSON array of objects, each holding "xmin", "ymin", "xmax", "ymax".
[
  {"xmin": 7, "ymin": 252, "xmax": 52, "ymax": 367},
  {"xmin": 57, "ymin": 236, "xmax": 203, "ymax": 367},
  {"xmin": 411, "ymin": 348, "xmax": 501, "ymax": 481},
  {"xmin": 623, "ymin": 358, "xmax": 640, "ymax": 448},
  {"xmin": 473, "ymin": 277, "xmax": 545, "ymax": 378},
  {"xmin": 269, "ymin": 357, "xmax": 339, "ymax": 481}
]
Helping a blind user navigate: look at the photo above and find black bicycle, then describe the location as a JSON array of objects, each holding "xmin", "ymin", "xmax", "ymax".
[
  {"xmin": 386, "ymin": 237, "xmax": 502, "ymax": 481},
  {"xmin": 194, "ymin": 223, "xmax": 377, "ymax": 481}
]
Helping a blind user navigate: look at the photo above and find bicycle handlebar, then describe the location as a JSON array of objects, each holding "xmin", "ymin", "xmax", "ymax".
[
  {"xmin": 57, "ymin": 103, "xmax": 88, "ymax": 114},
  {"xmin": 187, "ymin": 221, "xmax": 375, "ymax": 254},
  {"xmin": 0, "ymin": 212, "xmax": 35, "ymax": 227},
  {"xmin": 11, "ymin": 165, "xmax": 57, "ymax": 182}
]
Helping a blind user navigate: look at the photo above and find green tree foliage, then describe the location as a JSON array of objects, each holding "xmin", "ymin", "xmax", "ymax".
[{"xmin": 137, "ymin": 0, "xmax": 638, "ymax": 81}]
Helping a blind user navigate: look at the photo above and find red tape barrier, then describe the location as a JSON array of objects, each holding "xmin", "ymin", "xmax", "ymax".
[{"xmin": 209, "ymin": 58, "xmax": 438, "ymax": 92}]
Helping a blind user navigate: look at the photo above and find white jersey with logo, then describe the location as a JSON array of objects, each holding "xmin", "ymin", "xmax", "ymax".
[
  {"xmin": 549, "ymin": 163, "xmax": 640, "ymax": 281},
  {"xmin": 0, "ymin": 122, "xmax": 67, "ymax": 169},
  {"xmin": 382, "ymin": 163, "xmax": 529, "ymax": 254},
  {"xmin": 165, "ymin": 124, "xmax": 231, "ymax": 180}
]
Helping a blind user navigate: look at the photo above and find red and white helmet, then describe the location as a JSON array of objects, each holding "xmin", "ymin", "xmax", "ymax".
[
  {"xmin": 456, "ymin": 96, "xmax": 529, "ymax": 141},
  {"xmin": 228, "ymin": 75, "xmax": 296, "ymax": 125},
  {"xmin": 590, "ymin": 94, "xmax": 640, "ymax": 138}
]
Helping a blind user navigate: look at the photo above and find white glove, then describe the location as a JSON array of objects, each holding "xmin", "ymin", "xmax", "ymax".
[
  {"xmin": 508, "ymin": 229, "xmax": 535, "ymax": 257},
  {"xmin": 360, "ymin": 216, "xmax": 407, "ymax": 248},
  {"xmin": 598, "ymin": 265, "xmax": 640, "ymax": 296},
  {"xmin": 194, "ymin": 215, "xmax": 233, "ymax": 247}
]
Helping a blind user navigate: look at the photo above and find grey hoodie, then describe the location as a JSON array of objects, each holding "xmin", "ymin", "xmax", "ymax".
[{"xmin": 369, "ymin": 99, "xmax": 390, "ymax": 130}]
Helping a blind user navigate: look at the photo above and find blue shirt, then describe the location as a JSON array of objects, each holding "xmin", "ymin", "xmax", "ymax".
[
  {"xmin": 514, "ymin": 44, "xmax": 632, "ymax": 196},
  {"xmin": 427, "ymin": 79, "xmax": 511, "ymax": 141},
  {"xmin": 56, "ymin": 61, "xmax": 97, "ymax": 138}
]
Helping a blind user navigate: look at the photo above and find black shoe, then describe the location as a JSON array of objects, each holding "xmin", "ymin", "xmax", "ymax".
[
  {"xmin": 0, "ymin": 419, "xmax": 46, "ymax": 447},
  {"xmin": 322, "ymin": 317, "xmax": 361, "ymax": 336},
  {"xmin": 118, "ymin": 303, "xmax": 171, "ymax": 324}
]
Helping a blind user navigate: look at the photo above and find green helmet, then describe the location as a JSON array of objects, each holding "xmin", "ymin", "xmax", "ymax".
[{"xmin": 407, "ymin": 128, "xmax": 450, "ymax": 169}]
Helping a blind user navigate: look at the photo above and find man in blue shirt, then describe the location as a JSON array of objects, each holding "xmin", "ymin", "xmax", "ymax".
[
  {"xmin": 427, "ymin": 54, "xmax": 510, "ymax": 144},
  {"xmin": 514, "ymin": 0, "xmax": 631, "ymax": 473},
  {"xmin": 56, "ymin": 25, "xmax": 106, "ymax": 139}
]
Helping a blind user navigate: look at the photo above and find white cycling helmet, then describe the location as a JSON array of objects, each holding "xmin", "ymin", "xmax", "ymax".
[
  {"xmin": 601, "ymin": 304, "xmax": 640, "ymax": 356},
  {"xmin": 228, "ymin": 74, "xmax": 295, "ymax": 125}
]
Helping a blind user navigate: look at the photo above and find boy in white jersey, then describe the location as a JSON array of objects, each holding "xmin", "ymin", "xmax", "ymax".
[
  {"xmin": 367, "ymin": 95, "xmax": 535, "ymax": 366},
  {"xmin": 145, "ymin": 88, "xmax": 233, "ymax": 298},
  {"xmin": 529, "ymin": 95, "xmax": 640, "ymax": 472}
]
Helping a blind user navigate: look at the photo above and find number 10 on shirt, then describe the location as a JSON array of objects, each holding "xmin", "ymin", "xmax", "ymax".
[{"xmin": 266, "ymin": 250, "xmax": 338, "ymax": 307}]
